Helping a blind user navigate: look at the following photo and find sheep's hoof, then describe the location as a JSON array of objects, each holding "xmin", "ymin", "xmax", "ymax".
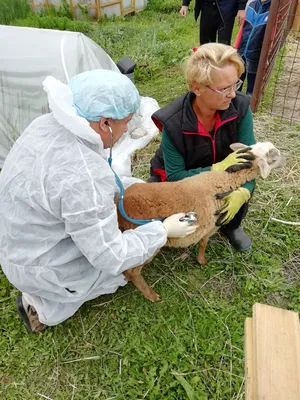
[
  {"xmin": 145, "ymin": 289, "xmax": 161, "ymax": 302},
  {"xmin": 197, "ymin": 256, "xmax": 208, "ymax": 265}
]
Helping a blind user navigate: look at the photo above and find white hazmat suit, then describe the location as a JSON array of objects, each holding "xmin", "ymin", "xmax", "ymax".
[{"xmin": 0, "ymin": 72, "xmax": 168, "ymax": 326}]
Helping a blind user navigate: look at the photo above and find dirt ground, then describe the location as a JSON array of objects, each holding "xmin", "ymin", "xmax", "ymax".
[{"xmin": 270, "ymin": 36, "xmax": 300, "ymax": 122}]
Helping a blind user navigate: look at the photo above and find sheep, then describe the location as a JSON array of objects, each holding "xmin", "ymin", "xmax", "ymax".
[{"xmin": 118, "ymin": 142, "xmax": 285, "ymax": 302}]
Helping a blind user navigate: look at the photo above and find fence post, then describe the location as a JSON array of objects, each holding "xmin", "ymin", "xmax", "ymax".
[
  {"xmin": 45, "ymin": 0, "xmax": 50, "ymax": 11},
  {"xmin": 95, "ymin": 0, "xmax": 102, "ymax": 19},
  {"xmin": 250, "ymin": 0, "xmax": 279, "ymax": 112},
  {"xmin": 292, "ymin": 0, "xmax": 300, "ymax": 36}
]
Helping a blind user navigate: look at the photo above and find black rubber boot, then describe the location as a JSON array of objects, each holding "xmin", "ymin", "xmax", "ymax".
[
  {"xmin": 15, "ymin": 295, "xmax": 47, "ymax": 334},
  {"xmin": 221, "ymin": 226, "xmax": 252, "ymax": 252},
  {"xmin": 146, "ymin": 175, "xmax": 161, "ymax": 183}
]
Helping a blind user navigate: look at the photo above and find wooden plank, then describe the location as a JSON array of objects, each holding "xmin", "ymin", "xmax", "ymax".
[
  {"xmin": 245, "ymin": 317, "xmax": 254, "ymax": 400},
  {"xmin": 131, "ymin": 0, "xmax": 136, "ymax": 13},
  {"xmin": 69, "ymin": 0, "xmax": 75, "ymax": 19},
  {"xmin": 100, "ymin": 0, "xmax": 121, "ymax": 8},
  {"xmin": 292, "ymin": 0, "xmax": 300, "ymax": 35},
  {"xmin": 95, "ymin": 0, "xmax": 102, "ymax": 18},
  {"xmin": 30, "ymin": 0, "xmax": 36, "ymax": 11},
  {"xmin": 47, "ymin": 1, "xmax": 98, "ymax": 11},
  {"xmin": 122, "ymin": 7, "xmax": 135, "ymax": 14},
  {"xmin": 253, "ymin": 303, "xmax": 300, "ymax": 400}
]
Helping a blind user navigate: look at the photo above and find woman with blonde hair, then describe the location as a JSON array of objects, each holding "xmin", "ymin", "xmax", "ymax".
[{"xmin": 149, "ymin": 43, "xmax": 256, "ymax": 252}]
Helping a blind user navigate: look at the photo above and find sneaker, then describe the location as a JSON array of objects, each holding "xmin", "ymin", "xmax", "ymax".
[
  {"xmin": 15, "ymin": 295, "xmax": 47, "ymax": 333},
  {"xmin": 221, "ymin": 226, "xmax": 252, "ymax": 252}
]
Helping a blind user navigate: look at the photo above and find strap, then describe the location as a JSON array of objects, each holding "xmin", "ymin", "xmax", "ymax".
[{"xmin": 109, "ymin": 160, "xmax": 164, "ymax": 226}]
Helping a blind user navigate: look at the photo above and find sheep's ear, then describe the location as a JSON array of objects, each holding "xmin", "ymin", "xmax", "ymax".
[
  {"xmin": 230, "ymin": 143, "xmax": 248, "ymax": 151},
  {"xmin": 257, "ymin": 158, "xmax": 271, "ymax": 179}
]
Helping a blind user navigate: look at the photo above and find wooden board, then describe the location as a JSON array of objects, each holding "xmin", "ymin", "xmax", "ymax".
[
  {"xmin": 292, "ymin": 1, "xmax": 300, "ymax": 37},
  {"xmin": 245, "ymin": 317, "xmax": 254, "ymax": 400},
  {"xmin": 253, "ymin": 303, "xmax": 300, "ymax": 400}
]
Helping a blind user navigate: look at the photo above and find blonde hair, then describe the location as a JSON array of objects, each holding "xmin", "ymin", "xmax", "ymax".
[{"xmin": 184, "ymin": 43, "xmax": 245, "ymax": 91}]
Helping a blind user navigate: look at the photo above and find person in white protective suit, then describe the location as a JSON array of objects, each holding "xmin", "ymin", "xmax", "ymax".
[{"xmin": 0, "ymin": 69, "xmax": 200, "ymax": 333}]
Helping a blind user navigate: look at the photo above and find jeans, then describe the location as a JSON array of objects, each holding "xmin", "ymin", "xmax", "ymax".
[{"xmin": 240, "ymin": 58, "xmax": 259, "ymax": 95}]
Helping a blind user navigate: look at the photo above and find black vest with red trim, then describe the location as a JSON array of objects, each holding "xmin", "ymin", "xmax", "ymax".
[{"xmin": 150, "ymin": 91, "xmax": 250, "ymax": 180}]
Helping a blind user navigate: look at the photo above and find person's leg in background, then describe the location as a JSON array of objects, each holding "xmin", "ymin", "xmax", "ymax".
[
  {"xmin": 246, "ymin": 72, "xmax": 256, "ymax": 96},
  {"xmin": 238, "ymin": 56, "xmax": 247, "ymax": 93},
  {"xmin": 217, "ymin": 16, "xmax": 235, "ymax": 45},
  {"xmin": 245, "ymin": 60, "xmax": 259, "ymax": 96},
  {"xmin": 200, "ymin": 2, "xmax": 220, "ymax": 44}
]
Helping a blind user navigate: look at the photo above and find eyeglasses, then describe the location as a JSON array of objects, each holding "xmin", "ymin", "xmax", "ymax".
[{"xmin": 208, "ymin": 79, "xmax": 243, "ymax": 96}]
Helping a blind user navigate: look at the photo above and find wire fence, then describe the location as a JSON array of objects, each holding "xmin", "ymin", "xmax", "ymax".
[
  {"xmin": 265, "ymin": 33, "xmax": 300, "ymax": 123},
  {"xmin": 251, "ymin": 0, "xmax": 300, "ymax": 124}
]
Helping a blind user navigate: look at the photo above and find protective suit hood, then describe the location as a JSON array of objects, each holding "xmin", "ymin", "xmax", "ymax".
[{"xmin": 43, "ymin": 76, "xmax": 104, "ymax": 150}]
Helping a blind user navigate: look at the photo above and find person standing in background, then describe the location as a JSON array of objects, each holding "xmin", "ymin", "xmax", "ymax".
[
  {"xmin": 238, "ymin": 0, "xmax": 272, "ymax": 96},
  {"xmin": 180, "ymin": 0, "xmax": 247, "ymax": 45}
]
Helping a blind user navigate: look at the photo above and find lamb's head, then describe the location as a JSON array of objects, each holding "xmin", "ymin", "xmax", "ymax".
[{"xmin": 230, "ymin": 142, "xmax": 285, "ymax": 179}]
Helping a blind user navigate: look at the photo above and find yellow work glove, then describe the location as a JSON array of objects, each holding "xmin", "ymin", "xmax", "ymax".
[
  {"xmin": 215, "ymin": 187, "xmax": 251, "ymax": 226},
  {"xmin": 211, "ymin": 148, "xmax": 254, "ymax": 173}
]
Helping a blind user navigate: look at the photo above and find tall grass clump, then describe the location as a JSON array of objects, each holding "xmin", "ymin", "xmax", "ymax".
[
  {"xmin": 146, "ymin": 0, "xmax": 182, "ymax": 13},
  {"xmin": 13, "ymin": 14, "xmax": 92, "ymax": 34},
  {"xmin": 0, "ymin": 0, "xmax": 31, "ymax": 25}
]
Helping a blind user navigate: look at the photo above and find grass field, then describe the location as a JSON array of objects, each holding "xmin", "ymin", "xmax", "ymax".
[{"xmin": 0, "ymin": 1, "xmax": 299, "ymax": 399}]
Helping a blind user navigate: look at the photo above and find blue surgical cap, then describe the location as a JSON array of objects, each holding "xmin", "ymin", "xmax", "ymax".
[{"xmin": 68, "ymin": 69, "xmax": 140, "ymax": 121}]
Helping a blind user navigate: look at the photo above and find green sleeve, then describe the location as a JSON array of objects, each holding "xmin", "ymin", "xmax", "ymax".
[
  {"xmin": 162, "ymin": 107, "xmax": 256, "ymax": 192},
  {"xmin": 162, "ymin": 128, "xmax": 210, "ymax": 182},
  {"xmin": 237, "ymin": 107, "xmax": 256, "ymax": 193}
]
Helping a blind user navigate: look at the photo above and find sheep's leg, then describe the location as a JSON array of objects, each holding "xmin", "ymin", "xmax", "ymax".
[
  {"xmin": 123, "ymin": 266, "xmax": 161, "ymax": 302},
  {"xmin": 197, "ymin": 235, "xmax": 210, "ymax": 265}
]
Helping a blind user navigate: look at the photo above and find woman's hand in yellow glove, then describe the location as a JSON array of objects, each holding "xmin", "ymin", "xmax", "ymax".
[
  {"xmin": 215, "ymin": 187, "xmax": 251, "ymax": 226},
  {"xmin": 212, "ymin": 148, "xmax": 254, "ymax": 173}
]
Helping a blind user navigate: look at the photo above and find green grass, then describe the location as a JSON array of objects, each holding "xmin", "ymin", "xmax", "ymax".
[
  {"xmin": 13, "ymin": 13, "xmax": 92, "ymax": 33},
  {"xmin": 1, "ymin": 5, "xmax": 300, "ymax": 400},
  {"xmin": 0, "ymin": 0, "xmax": 30, "ymax": 25},
  {"xmin": 256, "ymin": 44, "xmax": 287, "ymax": 113}
]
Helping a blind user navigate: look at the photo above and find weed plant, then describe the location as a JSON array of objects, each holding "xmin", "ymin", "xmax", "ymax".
[{"xmin": 0, "ymin": 0, "xmax": 30, "ymax": 24}]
